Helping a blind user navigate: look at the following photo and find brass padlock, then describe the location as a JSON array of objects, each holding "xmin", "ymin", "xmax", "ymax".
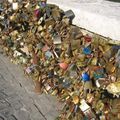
[
  {"xmin": 52, "ymin": 7, "xmax": 61, "ymax": 21},
  {"xmin": 72, "ymin": 95, "xmax": 79, "ymax": 105},
  {"xmin": 105, "ymin": 62, "xmax": 116, "ymax": 74},
  {"xmin": 71, "ymin": 39, "xmax": 81, "ymax": 50},
  {"xmin": 45, "ymin": 17, "xmax": 55, "ymax": 28}
]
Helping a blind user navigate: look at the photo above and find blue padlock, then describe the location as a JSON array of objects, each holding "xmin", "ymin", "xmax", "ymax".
[
  {"xmin": 82, "ymin": 72, "xmax": 90, "ymax": 82},
  {"xmin": 83, "ymin": 47, "xmax": 92, "ymax": 55}
]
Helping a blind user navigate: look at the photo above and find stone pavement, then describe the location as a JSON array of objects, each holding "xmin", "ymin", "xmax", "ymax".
[{"xmin": 0, "ymin": 48, "xmax": 62, "ymax": 120}]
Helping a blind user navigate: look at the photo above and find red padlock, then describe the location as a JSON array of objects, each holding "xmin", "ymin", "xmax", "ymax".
[
  {"xmin": 84, "ymin": 35, "xmax": 92, "ymax": 42},
  {"xmin": 34, "ymin": 9, "xmax": 40, "ymax": 18}
]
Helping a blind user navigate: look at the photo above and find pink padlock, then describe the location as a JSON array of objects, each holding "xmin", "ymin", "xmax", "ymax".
[
  {"xmin": 34, "ymin": 9, "xmax": 40, "ymax": 18},
  {"xmin": 59, "ymin": 62, "xmax": 68, "ymax": 70}
]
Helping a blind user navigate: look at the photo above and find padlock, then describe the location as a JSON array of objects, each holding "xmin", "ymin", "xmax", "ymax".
[
  {"xmin": 84, "ymin": 81, "xmax": 93, "ymax": 98},
  {"xmin": 70, "ymin": 26, "xmax": 83, "ymax": 40},
  {"xmin": 59, "ymin": 62, "xmax": 69, "ymax": 70},
  {"xmin": 83, "ymin": 109, "xmax": 96, "ymax": 120},
  {"xmin": 99, "ymin": 57, "xmax": 106, "ymax": 67},
  {"xmin": 118, "ymin": 113, "xmax": 120, "ymax": 119},
  {"xmin": 66, "ymin": 44, "xmax": 73, "ymax": 57},
  {"xmin": 106, "ymin": 81, "xmax": 120, "ymax": 98},
  {"xmin": 53, "ymin": 48, "xmax": 62, "ymax": 58},
  {"xmin": 64, "ymin": 10, "xmax": 75, "ymax": 22},
  {"xmin": 105, "ymin": 62, "xmax": 116, "ymax": 74},
  {"xmin": 6, "ymin": 37, "xmax": 14, "ymax": 47},
  {"xmin": 62, "ymin": 18, "xmax": 70, "ymax": 25},
  {"xmin": 83, "ymin": 46, "xmax": 92, "ymax": 55},
  {"xmin": 86, "ymin": 93, "xmax": 94, "ymax": 104},
  {"xmin": 45, "ymin": 6, "xmax": 51, "ymax": 18},
  {"xmin": 52, "ymin": 34, "xmax": 62, "ymax": 45},
  {"xmin": 52, "ymin": 8, "xmax": 61, "ymax": 21},
  {"xmin": 62, "ymin": 79, "xmax": 71, "ymax": 88},
  {"xmin": 25, "ymin": 66, "xmax": 33, "ymax": 74},
  {"xmin": 36, "ymin": 42, "xmax": 45, "ymax": 50},
  {"xmin": 116, "ymin": 68, "xmax": 120, "ymax": 78},
  {"xmin": 20, "ymin": 46, "xmax": 29, "ymax": 55},
  {"xmin": 37, "ymin": 25, "xmax": 43, "ymax": 32},
  {"xmin": 82, "ymin": 72, "xmax": 90, "ymax": 82},
  {"xmin": 12, "ymin": 2, "xmax": 18, "ymax": 10},
  {"xmin": 84, "ymin": 35, "xmax": 92, "ymax": 43},
  {"xmin": 51, "ymin": 88, "xmax": 58, "ymax": 96},
  {"xmin": 71, "ymin": 41, "xmax": 80, "ymax": 51},
  {"xmin": 72, "ymin": 95, "xmax": 79, "ymax": 104},
  {"xmin": 34, "ymin": 9, "xmax": 40, "ymax": 19},
  {"xmin": 42, "ymin": 44, "xmax": 49, "ymax": 52},
  {"xmin": 43, "ymin": 83, "xmax": 52, "ymax": 94},
  {"xmin": 116, "ymin": 49, "xmax": 120, "ymax": 68},
  {"xmin": 90, "ymin": 57, "xmax": 98, "ymax": 65},
  {"xmin": 93, "ymin": 67, "xmax": 105, "ymax": 80},
  {"xmin": 111, "ymin": 45, "xmax": 120, "ymax": 57},
  {"xmin": 39, "ymin": 0, "xmax": 47, "ymax": 8},
  {"xmin": 79, "ymin": 99, "xmax": 96, "ymax": 119},
  {"xmin": 95, "ymin": 100, "xmax": 104, "ymax": 113},
  {"xmin": 45, "ymin": 50, "xmax": 53, "ymax": 59},
  {"xmin": 102, "ymin": 45, "xmax": 113, "ymax": 60},
  {"xmin": 74, "ymin": 104, "xmax": 79, "ymax": 113},
  {"xmin": 8, "ymin": 0, "xmax": 13, "ymax": 3}
]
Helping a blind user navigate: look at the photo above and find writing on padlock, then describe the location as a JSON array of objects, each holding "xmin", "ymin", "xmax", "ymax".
[
  {"xmin": 12, "ymin": 2, "xmax": 18, "ymax": 10},
  {"xmin": 79, "ymin": 99, "xmax": 96, "ymax": 119}
]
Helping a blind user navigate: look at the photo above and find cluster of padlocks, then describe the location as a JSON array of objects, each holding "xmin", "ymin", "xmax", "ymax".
[{"xmin": 0, "ymin": 0, "xmax": 120, "ymax": 120}]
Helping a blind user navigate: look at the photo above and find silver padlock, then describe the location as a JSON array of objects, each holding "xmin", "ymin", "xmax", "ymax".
[
  {"xmin": 116, "ymin": 49, "xmax": 120, "ymax": 68},
  {"xmin": 64, "ymin": 10, "xmax": 75, "ymax": 20},
  {"xmin": 52, "ymin": 34, "xmax": 62, "ymax": 45}
]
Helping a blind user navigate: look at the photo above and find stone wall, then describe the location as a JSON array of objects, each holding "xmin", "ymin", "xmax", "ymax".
[{"xmin": 48, "ymin": 0, "xmax": 120, "ymax": 41}]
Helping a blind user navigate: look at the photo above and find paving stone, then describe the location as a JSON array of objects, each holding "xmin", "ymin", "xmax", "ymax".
[
  {"xmin": 6, "ymin": 94, "xmax": 20, "ymax": 102},
  {"xmin": 11, "ymin": 101, "xmax": 23, "ymax": 110},
  {"xmin": 0, "ymin": 107, "xmax": 13, "ymax": 118},
  {"xmin": 45, "ymin": 111, "xmax": 59, "ymax": 120},
  {"xmin": 0, "ymin": 92, "xmax": 7, "ymax": 100},
  {"xmin": 0, "ymin": 100, "xmax": 10, "ymax": 110},
  {"xmin": 7, "ymin": 115, "xmax": 17, "ymax": 120},
  {"xmin": 0, "ymin": 49, "xmax": 61, "ymax": 120},
  {"xmin": 0, "ymin": 118, "xmax": 4, "ymax": 120},
  {"xmin": 0, "ymin": 113, "xmax": 7, "ymax": 120},
  {"xmin": 14, "ymin": 109, "xmax": 31, "ymax": 120}
]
